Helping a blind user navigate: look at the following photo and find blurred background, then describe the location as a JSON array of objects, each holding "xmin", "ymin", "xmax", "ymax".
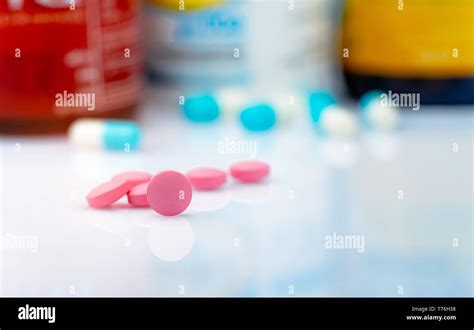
[{"xmin": 0, "ymin": 0, "xmax": 472, "ymax": 297}]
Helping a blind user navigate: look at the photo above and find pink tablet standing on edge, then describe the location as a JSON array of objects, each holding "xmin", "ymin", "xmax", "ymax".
[
  {"xmin": 127, "ymin": 182, "xmax": 149, "ymax": 207},
  {"xmin": 87, "ymin": 171, "xmax": 151, "ymax": 208},
  {"xmin": 186, "ymin": 167, "xmax": 227, "ymax": 190},
  {"xmin": 147, "ymin": 170, "xmax": 193, "ymax": 216},
  {"xmin": 230, "ymin": 161, "xmax": 270, "ymax": 183}
]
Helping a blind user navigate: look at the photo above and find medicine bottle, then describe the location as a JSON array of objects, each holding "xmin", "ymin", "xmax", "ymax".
[
  {"xmin": 0, "ymin": 0, "xmax": 143, "ymax": 133},
  {"xmin": 341, "ymin": 0, "xmax": 474, "ymax": 104}
]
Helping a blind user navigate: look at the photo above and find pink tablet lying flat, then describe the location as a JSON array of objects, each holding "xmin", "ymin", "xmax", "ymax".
[
  {"xmin": 86, "ymin": 180, "xmax": 132, "ymax": 208},
  {"xmin": 186, "ymin": 167, "xmax": 227, "ymax": 190},
  {"xmin": 111, "ymin": 171, "xmax": 152, "ymax": 185},
  {"xmin": 229, "ymin": 161, "xmax": 270, "ymax": 183},
  {"xmin": 127, "ymin": 182, "xmax": 149, "ymax": 207},
  {"xmin": 147, "ymin": 170, "xmax": 193, "ymax": 216}
]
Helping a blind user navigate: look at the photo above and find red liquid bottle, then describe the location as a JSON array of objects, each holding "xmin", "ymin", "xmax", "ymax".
[{"xmin": 0, "ymin": 0, "xmax": 143, "ymax": 133}]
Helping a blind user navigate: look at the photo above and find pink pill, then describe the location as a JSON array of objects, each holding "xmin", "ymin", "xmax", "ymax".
[
  {"xmin": 186, "ymin": 167, "xmax": 227, "ymax": 190},
  {"xmin": 230, "ymin": 161, "xmax": 270, "ymax": 183},
  {"xmin": 111, "ymin": 171, "xmax": 152, "ymax": 185},
  {"xmin": 86, "ymin": 180, "xmax": 132, "ymax": 208},
  {"xmin": 147, "ymin": 170, "xmax": 193, "ymax": 216},
  {"xmin": 127, "ymin": 182, "xmax": 149, "ymax": 207}
]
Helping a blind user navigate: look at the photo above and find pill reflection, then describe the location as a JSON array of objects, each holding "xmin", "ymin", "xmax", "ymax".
[
  {"xmin": 319, "ymin": 139, "xmax": 359, "ymax": 168},
  {"xmin": 364, "ymin": 132, "xmax": 400, "ymax": 161},
  {"xmin": 148, "ymin": 217, "xmax": 194, "ymax": 262},
  {"xmin": 188, "ymin": 190, "xmax": 230, "ymax": 212},
  {"xmin": 228, "ymin": 182, "xmax": 272, "ymax": 203}
]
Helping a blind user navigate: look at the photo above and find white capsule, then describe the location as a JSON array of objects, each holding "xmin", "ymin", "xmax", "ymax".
[
  {"xmin": 365, "ymin": 102, "xmax": 400, "ymax": 131},
  {"xmin": 68, "ymin": 119, "xmax": 102, "ymax": 149},
  {"xmin": 68, "ymin": 119, "xmax": 142, "ymax": 151},
  {"xmin": 320, "ymin": 105, "xmax": 359, "ymax": 139},
  {"xmin": 215, "ymin": 88, "xmax": 249, "ymax": 118},
  {"xmin": 359, "ymin": 90, "xmax": 400, "ymax": 131},
  {"xmin": 270, "ymin": 92, "xmax": 307, "ymax": 123}
]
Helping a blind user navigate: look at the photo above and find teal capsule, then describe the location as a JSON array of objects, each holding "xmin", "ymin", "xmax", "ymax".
[
  {"xmin": 240, "ymin": 104, "xmax": 276, "ymax": 131},
  {"xmin": 103, "ymin": 121, "xmax": 141, "ymax": 151},
  {"xmin": 308, "ymin": 91, "xmax": 337, "ymax": 122},
  {"xmin": 182, "ymin": 94, "xmax": 220, "ymax": 122}
]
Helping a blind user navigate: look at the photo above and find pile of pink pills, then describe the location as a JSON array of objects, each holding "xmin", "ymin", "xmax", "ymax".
[{"xmin": 86, "ymin": 160, "xmax": 270, "ymax": 216}]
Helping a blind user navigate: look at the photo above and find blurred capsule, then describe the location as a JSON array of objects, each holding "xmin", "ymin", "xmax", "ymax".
[
  {"xmin": 309, "ymin": 90, "xmax": 337, "ymax": 123},
  {"xmin": 270, "ymin": 91, "xmax": 306, "ymax": 123},
  {"xmin": 182, "ymin": 88, "xmax": 251, "ymax": 123},
  {"xmin": 359, "ymin": 90, "xmax": 399, "ymax": 131},
  {"xmin": 240, "ymin": 103, "xmax": 277, "ymax": 132},
  {"xmin": 216, "ymin": 88, "xmax": 249, "ymax": 118},
  {"xmin": 182, "ymin": 93, "xmax": 220, "ymax": 122},
  {"xmin": 319, "ymin": 105, "xmax": 359, "ymax": 138},
  {"xmin": 308, "ymin": 91, "xmax": 359, "ymax": 138},
  {"xmin": 68, "ymin": 119, "xmax": 142, "ymax": 151}
]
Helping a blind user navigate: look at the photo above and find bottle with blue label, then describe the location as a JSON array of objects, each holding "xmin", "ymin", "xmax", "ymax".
[{"xmin": 145, "ymin": 0, "xmax": 339, "ymax": 91}]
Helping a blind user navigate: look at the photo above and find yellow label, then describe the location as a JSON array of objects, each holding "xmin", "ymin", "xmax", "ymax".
[
  {"xmin": 341, "ymin": 0, "xmax": 474, "ymax": 78},
  {"xmin": 147, "ymin": 0, "xmax": 225, "ymax": 11}
]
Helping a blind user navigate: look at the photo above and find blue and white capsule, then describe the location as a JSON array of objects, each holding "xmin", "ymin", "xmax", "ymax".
[
  {"xmin": 308, "ymin": 91, "xmax": 359, "ymax": 138},
  {"xmin": 68, "ymin": 119, "xmax": 142, "ymax": 151},
  {"xmin": 359, "ymin": 90, "xmax": 399, "ymax": 131},
  {"xmin": 182, "ymin": 88, "xmax": 249, "ymax": 122},
  {"xmin": 269, "ymin": 91, "xmax": 307, "ymax": 123}
]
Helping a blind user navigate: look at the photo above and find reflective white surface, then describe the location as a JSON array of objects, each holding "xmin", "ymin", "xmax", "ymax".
[{"xmin": 0, "ymin": 92, "xmax": 472, "ymax": 297}]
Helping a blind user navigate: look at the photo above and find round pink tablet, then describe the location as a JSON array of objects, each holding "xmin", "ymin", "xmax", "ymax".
[
  {"xmin": 147, "ymin": 170, "xmax": 193, "ymax": 216},
  {"xmin": 86, "ymin": 180, "xmax": 132, "ymax": 208},
  {"xmin": 127, "ymin": 182, "xmax": 149, "ymax": 207},
  {"xmin": 111, "ymin": 171, "xmax": 152, "ymax": 185},
  {"xmin": 230, "ymin": 161, "xmax": 270, "ymax": 183},
  {"xmin": 186, "ymin": 167, "xmax": 227, "ymax": 190}
]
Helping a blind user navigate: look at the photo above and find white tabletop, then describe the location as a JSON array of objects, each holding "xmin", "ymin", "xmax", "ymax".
[{"xmin": 1, "ymin": 90, "xmax": 472, "ymax": 297}]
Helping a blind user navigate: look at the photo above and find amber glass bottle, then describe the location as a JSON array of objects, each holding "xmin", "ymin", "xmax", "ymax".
[{"xmin": 341, "ymin": 0, "xmax": 474, "ymax": 104}]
